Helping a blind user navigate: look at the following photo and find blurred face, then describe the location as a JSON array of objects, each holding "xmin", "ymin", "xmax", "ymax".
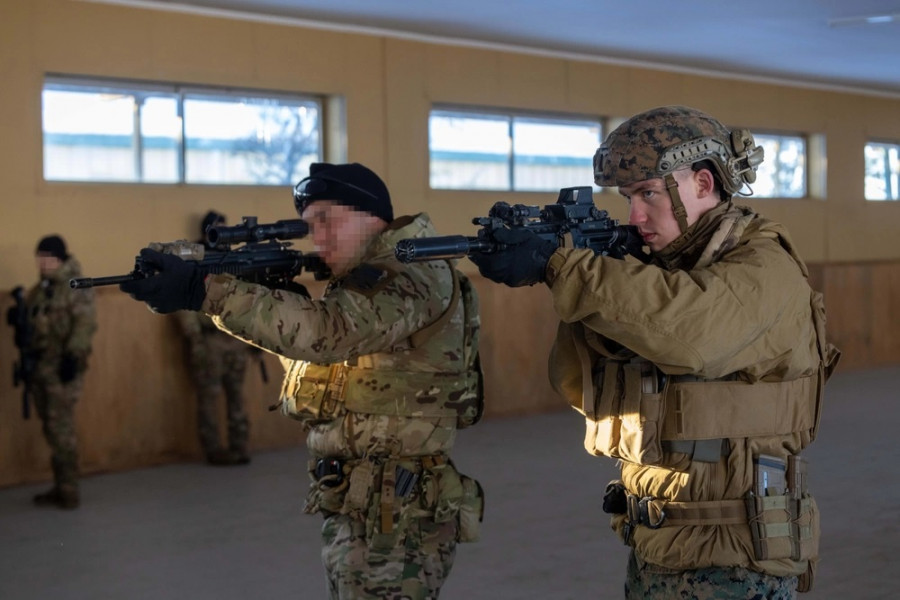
[
  {"xmin": 619, "ymin": 167, "xmax": 718, "ymax": 252},
  {"xmin": 36, "ymin": 252, "xmax": 62, "ymax": 277},
  {"xmin": 300, "ymin": 200, "xmax": 387, "ymax": 274}
]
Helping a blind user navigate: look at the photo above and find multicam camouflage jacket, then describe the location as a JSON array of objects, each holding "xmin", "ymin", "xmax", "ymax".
[
  {"xmin": 202, "ymin": 213, "xmax": 482, "ymax": 460},
  {"xmin": 26, "ymin": 257, "xmax": 97, "ymax": 375}
]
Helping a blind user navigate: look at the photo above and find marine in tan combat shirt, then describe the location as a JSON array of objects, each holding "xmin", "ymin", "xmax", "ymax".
[{"xmin": 470, "ymin": 106, "xmax": 840, "ymax": 600}]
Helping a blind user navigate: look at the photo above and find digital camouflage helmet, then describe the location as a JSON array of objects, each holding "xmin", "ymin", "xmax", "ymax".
[{"xmin": 593, "ymin": 105, "xmax": 764, "ymax": 231}]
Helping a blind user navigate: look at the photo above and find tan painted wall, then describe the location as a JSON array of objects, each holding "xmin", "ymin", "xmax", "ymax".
[{"xmin": 1, "ymin": 0, "xmax": 899, "ymax": 486}]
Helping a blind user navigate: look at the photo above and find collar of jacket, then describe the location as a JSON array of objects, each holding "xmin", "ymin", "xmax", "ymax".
[{"xmin": 652, "ymin": 201, "xmax": 747, "ymax": 271}]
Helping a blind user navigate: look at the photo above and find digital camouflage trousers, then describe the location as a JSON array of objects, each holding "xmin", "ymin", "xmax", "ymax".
[{"xmin": 625, "ymin": 551, "xmax": 799, "ymax": 600}]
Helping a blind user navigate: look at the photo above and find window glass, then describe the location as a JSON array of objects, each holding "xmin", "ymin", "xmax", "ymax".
[
  {"xmin": 43, "ymin": 88, "xmax": 142, "ymax": 182},
  {"xmin": 429, "ymin": 111, "xmax": 510, "ymax": 190},
  {"xmin": 864, "ymin": 142, "xmax": 900, "ymax": 201},
  {"xmin": 512, "ymin": 117, "xmax": 599, "ymax": 191},
  {"xmin": 429, "ymin": 108, "xmax": 601, "ymax": 191},
  {"xmin": 183, "ymin": 94, "xmax": 319, "ymax": 185},
  {"xmin": 752, "ymin": 134, "xmax": 807, "ymax": 198},
  {"xmin": 42, "ymin": 77, "xmax": 322, "ymax": 185}
]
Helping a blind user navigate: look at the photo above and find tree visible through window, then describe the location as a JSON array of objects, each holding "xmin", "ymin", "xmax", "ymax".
[
  {"xmin": 752, "ymin": 133, "xmax": 807, "ymax": 198},
  {"xmin": 865, "ymin": 142, "xmax": 900, "ymax": 201},
  {"xmin": 42, "ymin": 77, "xmax": 323, "ymax": 185}
]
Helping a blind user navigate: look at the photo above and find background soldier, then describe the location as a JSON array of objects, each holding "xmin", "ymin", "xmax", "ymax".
[
  {"xmin": 174, "ymin": 211, "xmax": 251, "ymax": 466},
  {"xmin": 27, "ymin": 235, "xmax": 97, "ymax": 509},
  {"xmin": 471, "ymin": 106, "xmax": 840, "ymax": 599},
  {"xmin": 119, "ymin": 162, "xmax": 484, "ymax": 599}
]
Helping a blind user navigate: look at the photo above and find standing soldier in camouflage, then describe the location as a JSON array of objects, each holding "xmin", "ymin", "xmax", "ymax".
[
  {"xmin": 470, "ymin": 106, "xmax": 840, "ymax": 599},
  {"xmin": 120, "ymin": 162, "xmax": 484, "ymax": 599},
  {"xmin": 27, "ymin": 235, "xmax": 97, "ymax": 509},
  {"xmin": 175, "ymin": 211, "xmax": 252, "ymax": 466}
]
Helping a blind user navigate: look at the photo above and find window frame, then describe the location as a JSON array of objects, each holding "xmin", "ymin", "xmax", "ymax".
[
  {"xmin": 428, "ymin": 104, "xmax": 605, "ymax": 193},
  {"xmin": 41, "ymin": 74, "xmax": 326, "ymax": 186}
]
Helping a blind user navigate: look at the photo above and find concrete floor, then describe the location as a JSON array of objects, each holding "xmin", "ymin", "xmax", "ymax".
[{"xmin": 1, "ymin": 366, "xmax": 897, "ymax": 599}]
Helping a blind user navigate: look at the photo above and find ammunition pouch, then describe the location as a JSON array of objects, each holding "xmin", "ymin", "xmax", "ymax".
[
  {"xmin": 279, "ymin": 362, "xmax": 347, "ymax": 424},
  {"xmin": 305, "ymin": 454, "xmax": 484, "ymax": 550}
]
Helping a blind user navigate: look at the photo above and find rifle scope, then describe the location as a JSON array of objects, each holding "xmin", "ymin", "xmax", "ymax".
[{"xmin": 207, "ymin": 216, "xmax": 309, "ymax": 247}]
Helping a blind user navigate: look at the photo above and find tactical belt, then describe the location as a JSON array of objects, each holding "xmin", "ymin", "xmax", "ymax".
[
  {"xmin": 310, "ymin": 453, "xmax": 447, "ymax": 499},
  {"xmin": 606, "ymin": 470, "xmax": 815, "ymax": 564}
]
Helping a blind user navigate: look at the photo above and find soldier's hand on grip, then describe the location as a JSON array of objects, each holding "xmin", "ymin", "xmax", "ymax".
[
  {"xmin": 468, "ymin": 227, "xmax": 556, "ymax": 287},
  {"xmin": 119, "ymin": 248, "xmax": 206, "ymax": 314}
]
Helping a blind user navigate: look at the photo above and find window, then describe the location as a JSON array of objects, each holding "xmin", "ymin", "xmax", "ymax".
[
  {"xmin": 864, "ymin": 141, "xmax": 900, "ymax": 201},
  {"xmin": 429, "ymin": 108, "xmax": 601, "ymax": 191},
  {"xmin": 751, "ymin": 133, "xmax": 807, "ymax": 198},
  {"xmin": 42, "ymin": 76, "xmax": 323, "ymax": 185}
]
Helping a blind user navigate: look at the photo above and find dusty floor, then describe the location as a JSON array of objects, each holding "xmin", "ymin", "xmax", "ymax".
[{"xmin": 1, "ymin": 366, "xmax": 897, "ymax": 599}]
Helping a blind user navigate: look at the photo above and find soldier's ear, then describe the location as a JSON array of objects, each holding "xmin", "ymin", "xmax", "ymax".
[{"xmin": 694, "ymin": 168, "xmax": 716, "ymax": 199}]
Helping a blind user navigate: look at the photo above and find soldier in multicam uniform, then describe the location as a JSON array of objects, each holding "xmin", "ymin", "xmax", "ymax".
[
  {"xmin": 470, "ymin": 106, "xmax": 840, "ymax": 599},
  {"xmin": 27, "ymin": 235, "xmax": 97, "ymax": 509},
  {"xmin": 175, "ymin": 211, "xmax": 252, "ymax": 466},
  {"xmin": 120, "ymin": 162, "xmax": 484, "ymax": 599}
]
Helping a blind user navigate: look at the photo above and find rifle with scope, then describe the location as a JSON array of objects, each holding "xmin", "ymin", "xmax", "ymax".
[
  {"xmin": 394, "ymin": 186, "xmax": 647, "ymax": 264},
  {"xmin": 70, "ymin": 216, "xmax": 330, "ymax": 291}
]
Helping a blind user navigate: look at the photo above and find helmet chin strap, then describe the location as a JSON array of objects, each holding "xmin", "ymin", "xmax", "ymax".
[{"xmin": 664, "ymin": 173, "xmax": 690, "ymax": 233}]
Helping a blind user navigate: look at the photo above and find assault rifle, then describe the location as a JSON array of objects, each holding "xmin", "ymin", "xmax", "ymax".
[
  {"xmin": 394, "ymin": 186, "xmax": 647, "ymax": 264},
  {"xmin": 6, "ymin": 286, "xmax": 36, "ymax": 419},
  {"xmin": 70, "ymin": 216, "xmax": 331, "ymax": 291}
]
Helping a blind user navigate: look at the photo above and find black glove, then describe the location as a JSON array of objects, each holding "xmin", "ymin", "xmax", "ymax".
[
  {"xmin": 59, "ymin": 353, "xmax": 80, "ymax": 383},
  {"xmin": 119, "ymin": 248, "xmax": 206, "ymax": 314},
  {"xmin": 469, "ymin": 228, "xmax": 556, "ymax": 287}
]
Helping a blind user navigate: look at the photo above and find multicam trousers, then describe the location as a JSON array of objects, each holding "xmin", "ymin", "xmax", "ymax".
[
  {"xmin": 190, "ymin": 333, "xmax": 250, "ymax": 456},
  {"xmin": 625, "ymin": 552, "xmax": 799, "ymax": 599},
  {"xmin": 32, "ymin": 375, "xmax": 83, "ymax": 497},
  {"xmin": 320, "ymin": 512, "xmax": 457, "ymax": 600}
]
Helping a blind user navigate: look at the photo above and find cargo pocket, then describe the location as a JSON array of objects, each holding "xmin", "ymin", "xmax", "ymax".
[
  {"xmin": 420, "ymin": 461, "xmax": 485, "ymax": 543},
  {"xmin": 457, "ymin": 475, "xmax": 484, "ymax": 543}
]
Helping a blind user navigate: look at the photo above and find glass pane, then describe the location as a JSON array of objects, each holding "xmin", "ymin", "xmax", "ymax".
[
  {"xmin": 139, "ymin": 95, "xmax": 180, "ymax": 184},
  {"xmin": 753, "ymin": 134, "xmax": 806, "ymax": 198},
  {"xmin": 184, "ymin": 94, "xmax": 321, "ymax": 185},
  {"xmin": 865, "ymin": 142, "xmax": 900, "ymax": 201},
  {"xmin": 512, "ymin": 117, "xmax": 599, "ymax": 191},
  {"xmin": 429, "ymin": 111, "xmax": 511, "ymax": 190},
  {"xmin": 42, "ymin": 88, "xmax": 139, "ymax": 182}
]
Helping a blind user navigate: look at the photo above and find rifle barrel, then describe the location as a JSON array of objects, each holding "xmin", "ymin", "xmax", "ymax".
[
  {"xmin": 69, "ymin": 274, "xmax": 137, "ymax": 289},
  {"xmin": 395, "ymin": 236, "xmax": 494, "ymax": 263}
]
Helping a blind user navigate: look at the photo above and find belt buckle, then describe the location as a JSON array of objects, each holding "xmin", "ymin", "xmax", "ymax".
[{"xmin": 638, "ymin": 496, "xmax": 666, "ymax": 529}]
